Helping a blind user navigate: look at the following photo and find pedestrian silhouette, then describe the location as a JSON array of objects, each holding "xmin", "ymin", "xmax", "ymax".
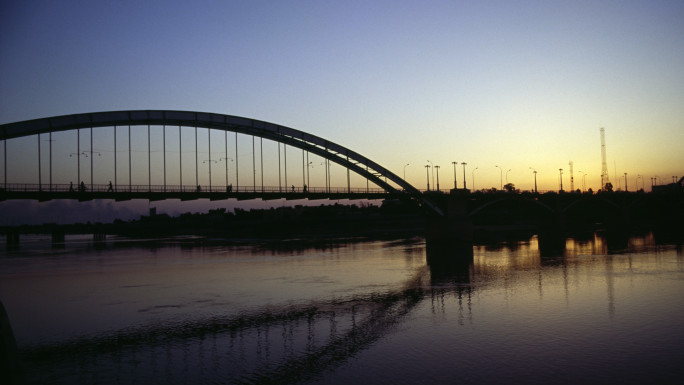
[
  {"xmin": 291, "ymin": 185, "xmax": 295, "ymax": 192},
  {"xmin": 69, "ymin": 182, "xmax": 74, "ymax": 192},
  {"xmin": 197, "ymin": 185, "xmax": 201, "ymax": 192},
  {"xmin": 79, "ymin": 181, "xmax": 86, "ymax": 192},
  {"xmin": 227, "ymin": 184, "xmax": 232, "ymax": 192},
  {"xmin": 303, "ymin": 184, "xmax": 307, "ymax": 193},
  {"xmin": 107, "ymin": 181, "xmax": 113, "ymax": 192}
]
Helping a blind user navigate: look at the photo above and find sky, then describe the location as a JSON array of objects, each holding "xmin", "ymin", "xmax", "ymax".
[{"xmin": 1, "ymin": 0, "xmax": 683, "ymax": 223}]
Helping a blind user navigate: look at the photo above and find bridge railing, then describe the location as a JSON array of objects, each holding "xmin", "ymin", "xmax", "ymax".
[{"xmin": 0, "ymin": 183, "xmax": 391, "ymax": 195}]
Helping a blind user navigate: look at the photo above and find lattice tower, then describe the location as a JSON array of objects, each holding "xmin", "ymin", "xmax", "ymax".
[
  {"xmin": 569, "ymin": 161, "xmax": 574, "ymax": 191},
  {"xmin": 600, "ymin": 127, "xmax": 609, "ymax": 189}
]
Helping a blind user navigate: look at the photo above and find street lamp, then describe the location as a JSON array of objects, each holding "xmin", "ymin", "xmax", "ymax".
[
  {"xmin": 624, "ymin": 172, "xmax": 628, "ymax": 192},
  {"xmin": 452, "ymin": 161, "xmax": 458, "ymax": 189},
  {"xmin": 472, "ymin": 166, "xmax": 478, "ymax": 190},
  {"xmin": 529, "ymin": 167, "xmax": 538, "ymax": 193},
  {"xmin": 559, "ymin": 168, "xmax": 564, "ymax": 192},
  {"xmin": 579, "ymin": 171, "xmax": 587, "ymax": 192},
  {"xmin": 403, "ymin": 163, "xmax": 409, "ymax": 180},
  {"xmin": 424, "ymin": 164, "xmax": 431, "ymax": 191},
  {"xmin": 427, "ymin": 160, "xmax": 434, "ymax": 190},
  {"xmin": 495, "ymin": 165, "xmax": 503, "ymax": 190},
  {"xmin": 435, "ymin": 165, "xmax": 440, "ymax": 191},
  {"xmin": 505, "ymin": 169, "xmax": 512, "ymax": 184},
  {"xmin": 637, "ymin": 174, "xmax": 642, "ymax": 191},
  {"xmin": 461, "ymin": 162, "xmax": 468, "ymax": 189}
]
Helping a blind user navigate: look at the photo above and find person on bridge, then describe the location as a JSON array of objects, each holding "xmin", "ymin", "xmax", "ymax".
[
  {"xmin": 107, "ymin": 181, "xmax": 113, "ymax": 192},
  {"xmin": 79, "ymin": 181, "xmax": 86, "ymax": 192},
  {"xmin": 227, "ymin": 184, "xmax": 232, "ymax": 192},
  {"xmin": 69, "ymin": 182, "xmax": 74, "ymax": 192},
  {"xmin": 197, "ymin": 185, "xmax": 201, "ymax": 192},
  {"xmin": 303, "ymin": 184, "xmax": 307, "ymax": 193},
  {"xmin": 291, "ymin": 185, "xmax": 295, "ymax": 192}
]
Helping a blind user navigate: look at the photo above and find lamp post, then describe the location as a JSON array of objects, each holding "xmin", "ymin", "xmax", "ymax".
[
  {"xmin": 559, "ymin": 168, "xmax": 564, "ymax": 192},
  {"xmin": 424, "ymin": 165, "xmax": 430, "ymax": 191},
  {"xmin": 403, "ymin": 163, "xmax": 410, "ymax": 180},
  {"xmin": 461, "ymin": 162, "xmax": 468, "ymax": 189},
  {"xmin": 452, "ymin": 161, "xmax": 458, "ymax": 189},
  {"xmin": 427, "ymin": 160, "xmax": 434, "ymax": 190},
  {"xmin": 637, "ymin": 174, "xmax": 642, "ymax": 191},
  {"xmin": 435, "ymin": 165, "xmax": 440, "ymax": 191},
  {"xmin": 505, "ymin": 169, "xmax": 511, "ymax": 184},
  {"xmin": 624, "ymin": 172, "xmax": 628, "ymax": 192},
  {"xmin": 472, "ymin": 166, "xmax": 478, "ymax": 190},
  {"xmin": 495, "ymin": 165, "xmax": 503, "ymax": 190},
  {"xmin": 579, "ymin": 171, "xmax": 587, "ymax": 192},
  {"xmin": 530, "ymin": 167, "xmax": 538, "ymax": 193}
]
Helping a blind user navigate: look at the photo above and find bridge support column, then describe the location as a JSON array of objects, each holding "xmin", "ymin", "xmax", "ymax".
[
  {"xmin": 426, "ymin": 190, "xmax": 473, "ymax": 264},
  {"xmin": 603, "ymin": 210, "xmax": 630, "ymax": 252},
  {"xmin": 538, "ymin": 210, "xmax": 566, "ymax": 257}
]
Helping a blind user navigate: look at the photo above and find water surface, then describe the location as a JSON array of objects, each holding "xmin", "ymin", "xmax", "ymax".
[{"xmin": 1, "ymin": 232, "xmax": 682, "ymax": 384}]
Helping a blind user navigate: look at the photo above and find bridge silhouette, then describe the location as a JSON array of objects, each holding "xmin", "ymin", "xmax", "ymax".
[
  {"xmin": 0, "ymin": 110, "xmax": 444, "ymax": 215},
  {"xmin": 2, "ymin": 110, "xmax": 681, "ymax": 244}
]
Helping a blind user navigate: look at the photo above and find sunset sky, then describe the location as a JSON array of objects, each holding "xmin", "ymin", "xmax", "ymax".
[{"xmin": 1, "ymin": 1, "xmax": 683, "ymax": 222}]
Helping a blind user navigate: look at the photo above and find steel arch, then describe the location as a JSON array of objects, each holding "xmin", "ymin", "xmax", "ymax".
[{"xmin": 0, "ymin": 110, "xmax": 444, "ymax": 215}]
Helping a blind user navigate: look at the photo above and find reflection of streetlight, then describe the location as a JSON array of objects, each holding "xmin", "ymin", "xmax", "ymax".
[
  {"xmin": 403, "ymin": 163, "xmax": 410, "ymax": 180},
  {"xmin": 452, "ymin": 161, "xmax": 458, "ymax": 189},
  {"xmin": 435, "ymin": 165, "xmax": 441, "ymax": 191},
  {"xmin": 461, "ymin": 162, "xmax": 468, "ymax": 189},
  {"xmin": 559, "ymin": 168, "xmax": 564, "ymax": 192},
  {"xmin": 424, "ymin": 165, "xmax": 431, "ymax": 191},
  {"xmin": 427, "ymin": 160, "xmax": 434, "ymax": 190},
  {"xmin": 472, "ymin": 166, "xmax": 478, "ymax": 190},
  {"xmin": 495, "ymin": 165, "xmax": 503, "ymax": 190},
  {"xmin": 529, "ymin": 167, "xmax": 538, "ymax": 193}
]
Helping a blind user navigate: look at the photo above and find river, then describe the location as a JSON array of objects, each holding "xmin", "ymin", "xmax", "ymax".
[{"xmin": 1, "ymin": 231, "xmax": 683, "ymax": 384}]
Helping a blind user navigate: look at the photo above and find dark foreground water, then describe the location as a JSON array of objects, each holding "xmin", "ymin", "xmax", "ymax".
[{"xmin": 1, "ymin": 232, "xmax": 683, "ymax": 384}]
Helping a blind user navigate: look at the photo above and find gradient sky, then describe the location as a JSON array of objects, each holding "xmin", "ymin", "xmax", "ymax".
[{"xmin": 2, "ymin": 1, "xmax": 683, "ymax": 204}]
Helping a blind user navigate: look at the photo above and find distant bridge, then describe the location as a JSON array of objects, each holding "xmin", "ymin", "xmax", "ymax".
[{"xmin": 0, "ymin": 110, "xmax": 444, "ymax": 215}]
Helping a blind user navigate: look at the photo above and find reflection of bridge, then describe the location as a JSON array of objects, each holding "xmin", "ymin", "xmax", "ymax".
[
  {"xmin": 17, "ymin": 263, "xmax": 454, "ymax": 385},
  {"xmin": 0, "ymin": 110, "xmax": 443, "ymax": 215}
]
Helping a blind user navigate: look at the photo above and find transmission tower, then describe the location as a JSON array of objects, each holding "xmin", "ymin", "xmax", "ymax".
[
  {"xmin": 569, "ymin": 161, "xmax": 574, "ymax": 191},
  {"xmin": 600, "ymin": 127, "xmax": 610, "ymax": 190}
]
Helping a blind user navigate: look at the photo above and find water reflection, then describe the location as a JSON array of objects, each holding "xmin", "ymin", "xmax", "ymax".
[{"xmin": 3, "ymin": 231, "xmax": 683, "ymax": 384}]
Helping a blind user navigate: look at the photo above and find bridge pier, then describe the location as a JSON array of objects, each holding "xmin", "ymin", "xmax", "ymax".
[
  {"xmin": 425, "ymin": 190, "xmax": 473, "ymax": 264},
  {"xmin": 537, "ymin": 208, "xmax": 567, "ymax": 257}
]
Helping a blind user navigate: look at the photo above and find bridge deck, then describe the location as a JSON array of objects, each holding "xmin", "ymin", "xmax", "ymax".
[{"xmin": 0, "ymin": 183, "xmax": 400, "ymax": 202}]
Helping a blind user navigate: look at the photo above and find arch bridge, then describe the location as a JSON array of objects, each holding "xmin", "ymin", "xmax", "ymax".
[{"xmin": 0, "ymin": 110, "xmax": 443, "ymax": 215}]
